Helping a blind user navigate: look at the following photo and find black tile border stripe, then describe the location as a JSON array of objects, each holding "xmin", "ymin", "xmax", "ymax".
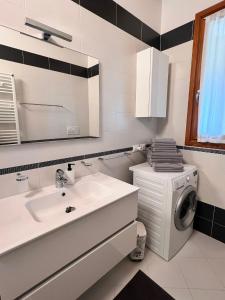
[
  {"xmin": 80, "ymin": 0, "xmax": 117, "ymax": 25},
  {"xmin": 194, "ymin": 200, "xmax": 225, "ymax": 244},
  {"xmin": 0, "ymin": 3, "xmax": 195, "ymax": 81},
  {"xmin": 116, "ymin": 4, "xmax": 142, "ymax": 40},
  {"xmin": 161, "ymin": 21, "xmax": 194, "ymax": 51},
  {"xmin": 0, "ymin": 2, "xmax": 195, "ymax": 84},
  {"xmin": 72, "ymin": 0, "xmax": 195, "ymax": 51},
  {"xmin": 177, "ymin": 145, "xmax": 225, "ymax": 155},
  {"xmin": 21, "ymin": 136, "xmax": 96, "ymax": 144},
  {"xmin": 0, "ymin": 44, "xmax": 99, "ymax": 79},
  {"xmin": 0, "ymin": 44, "xmax": 23, "ymax": 63},
  {"xmin": 142, "ymin": 23, "xmax": 160, "ymax": 50},
  {"xmin": 0, "ymin": 147, "xmax": 132, "ymax": 175},
  {"xmin": 4, "ymin": 145, "xmax": 223, "ymax": 174},
  {"xmin": 72, "ymin": 0, "xmax": 160, "ymax": 50}
]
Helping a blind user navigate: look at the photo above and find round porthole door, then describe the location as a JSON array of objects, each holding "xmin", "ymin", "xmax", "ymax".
[{"xmin": 174, "ymin": 186, "xmax": 198, "ymax": 231}]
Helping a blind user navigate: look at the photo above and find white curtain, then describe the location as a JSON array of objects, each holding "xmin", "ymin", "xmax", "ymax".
[{"xmin": 198, "ymin": 9, "xmax": 225, "ymax": 143}]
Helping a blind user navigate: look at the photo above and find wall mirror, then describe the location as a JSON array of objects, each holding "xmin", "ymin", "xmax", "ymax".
[{"xmin": 0, "ymin": 26, "xmax": 100, "ymax": 146}]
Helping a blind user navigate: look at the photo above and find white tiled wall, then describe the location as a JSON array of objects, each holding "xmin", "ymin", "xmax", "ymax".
[
  {"xmin": 115, "ymin": 0, "xmax": 162, "ymax": 32},
  {"xmin": 161, "ymin": 0, "xmax": 221, "ymax": 33},
  {"xmin": 158, "ymin": 0, "xmax": 225, "ymax": 209},
  {"xmin": 0, "ymin": 151, "xmax": 145, "ymax": 200},
  {"xmin": 157, "ymin": 41, "xmax": 193, "ymax": 145},
  {"xmin": 0, "ymin": 0, "xmax": 162, "ymax": 198},
  {"xmin": 4, "ymin": 0, "xmax": 224, "ymax": 211}
]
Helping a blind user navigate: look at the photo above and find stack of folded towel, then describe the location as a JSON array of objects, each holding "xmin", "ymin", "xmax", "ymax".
[{"xmin": 147, "ymin": 138, "xmax": 184, "ymax": 172}]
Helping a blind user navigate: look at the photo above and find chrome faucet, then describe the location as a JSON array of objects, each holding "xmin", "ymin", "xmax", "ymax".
[{"xmin": 55, "ymin": 169, "xmax": 68, "ymax": 188}]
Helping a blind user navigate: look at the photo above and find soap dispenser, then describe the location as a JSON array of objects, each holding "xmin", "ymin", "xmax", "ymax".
[{"xmin": 65, "ymin": 163, "xmax": 75, "ymax": 185}]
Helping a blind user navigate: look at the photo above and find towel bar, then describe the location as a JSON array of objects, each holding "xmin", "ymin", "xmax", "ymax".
[{"xmin": 98, "ymin": 152, "xmax": 131, "ymax": 161}]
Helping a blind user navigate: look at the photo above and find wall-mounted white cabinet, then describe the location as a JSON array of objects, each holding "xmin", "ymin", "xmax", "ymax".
[{"xmin": 135, "ymin": 47, "xmax": 169, "ymax": 118}]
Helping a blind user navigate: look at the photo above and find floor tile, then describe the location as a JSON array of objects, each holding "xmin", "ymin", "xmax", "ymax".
[
  {"xmin": 190, "ymin": 289, "xmax": 225, "ymax": 300},
  {"xmin": 164, "ymin": 288, "xmax": 193, "ymax": 300},
  {"xmin": 79, "ymin": 231, "xmax": 225, "ymax": 299},
  {"xmin": 78, "ymin": 273, "xmax": 117, "ymax": 300},
  {"xmin": 207, "ymin": 259, "xmax": 225, "ymax": 287},
  {"xmin": 172, "ymin": 235, "xmax": 204, "ymax": 260},
  {"xmin": 192, "ymin": 231, "xmax": 225, "ymax": 258},
  {"xmin": 103, "ymin": 257, "xmax": 140, "ymax": 291},
  {"xmin": 141, "ymin": 250, "xmax": 187, "ymax": 288},
  {"xmin": 177, "ymin": 258, "xmax": 223, "ymax": 289}
]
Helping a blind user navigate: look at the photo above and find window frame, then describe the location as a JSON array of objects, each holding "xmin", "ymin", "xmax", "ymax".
[{"xmin": 185, "ymin": 0, "xmax": 225, "ymax": 150}]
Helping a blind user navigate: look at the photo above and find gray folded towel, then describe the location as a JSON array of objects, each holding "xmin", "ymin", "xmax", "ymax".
[
  {"xmin": 152, "ymin": 147, "xmax": 177, "ymax": 151},
  {"xmin": 152, "ymin": 159, "xmax": 183, "ymax": 163},
  {"xmin": 151, "ymin": 152, "xmax": 182, "ymax": 157},
  {"xmin": 154, "ymin": 163, "xmax": 184, "ymax": 173},
  {"xmin": 151, "ymin": 138, "xmax": 176, "ymax": 144},
  {"xmin": 154, "ymin": 162, "xmax": 183, "ymax": 168},
  {"xmin": 147, "ymin": 138, "xmax": 184, "ymax": 173}
]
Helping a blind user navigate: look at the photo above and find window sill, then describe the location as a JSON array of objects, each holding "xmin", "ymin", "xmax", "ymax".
[{"xmin": 185, "ymin": 139, "xmax": 225, "ymax": 150}]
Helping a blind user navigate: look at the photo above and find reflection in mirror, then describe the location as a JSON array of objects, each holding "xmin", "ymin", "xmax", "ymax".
[{"xmin": 0, "ymin": 26, "xmax": 100, "ymax": 146}]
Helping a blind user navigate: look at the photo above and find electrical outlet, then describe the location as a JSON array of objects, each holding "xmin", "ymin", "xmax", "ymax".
[
  {"xmin": 67, "ymin": 126, "xmax": 80, "ymax": 136},
  {"xmin": 139, "ymin": 144, "xmax": 146, "ymax": 151},
  {"xmin": 132, "ymin": 144, "xmax": 146, "ymax": 152},
  {"xmin": 132, "ymin": 144, "xmax": 140, "ymax": 152}
]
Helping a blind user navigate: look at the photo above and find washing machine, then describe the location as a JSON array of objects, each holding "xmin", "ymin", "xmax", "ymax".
[{"xmin": 129, "ymin": 163, "xmax": 198, "ymax": 261}]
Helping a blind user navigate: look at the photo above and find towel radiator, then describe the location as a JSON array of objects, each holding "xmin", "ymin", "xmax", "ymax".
[{"xmin": 0, "ymin": 73, "xmax": 21, "ymax": 145}]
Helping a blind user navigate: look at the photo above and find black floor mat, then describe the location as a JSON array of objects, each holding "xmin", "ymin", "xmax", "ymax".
[{"xmin": 114, "ymin": 270, "xmax": 175, "ymax": 300}]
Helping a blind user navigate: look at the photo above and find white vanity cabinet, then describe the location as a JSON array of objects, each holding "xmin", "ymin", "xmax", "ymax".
[
  {"xmin": 0, "ymin": 191, "xmax": 138, "ymax": 300},
  {"xmin": 135, "ymin": 47, "xmax": 169, "ymax": 118},
  {"xmin": 22, "ymin": 223, "xmax": 136, "ymax": 300}
]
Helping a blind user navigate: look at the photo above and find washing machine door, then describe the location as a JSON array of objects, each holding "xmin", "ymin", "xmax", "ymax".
[{"xmin": 174, "ymin": 186, "xmax": 198, "ymax": 231}]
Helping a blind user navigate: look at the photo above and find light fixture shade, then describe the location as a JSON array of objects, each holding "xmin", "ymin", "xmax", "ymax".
[{"xmin": 25, "ymin": 18, "xmax": 72, "ymax": 42}]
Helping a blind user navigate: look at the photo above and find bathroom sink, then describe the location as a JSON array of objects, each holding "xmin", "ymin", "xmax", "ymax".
[
  {"xmin": 0, "ymin": 172, "xmax": 139, "ymax": 257},
  {"xmin": 25, "ymin": 190, "xmax": 77, "ymax": 222},
  {"xmin": 74, "ymin": 180, "xmax": 111, "ymax": 202},
  {"xmin": 25, "ymin": 180, "xmax": 111, "ymax": 222}
]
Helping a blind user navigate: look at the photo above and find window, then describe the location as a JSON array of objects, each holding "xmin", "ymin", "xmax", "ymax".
[{"xmin": 186, "ymin": 1, "xmax": 225, "ymax": 149}]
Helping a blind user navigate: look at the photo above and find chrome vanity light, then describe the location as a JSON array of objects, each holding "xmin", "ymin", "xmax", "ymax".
[{"xmin": 25, "ymin": 18, "xmax": 72, "ymax": 42}]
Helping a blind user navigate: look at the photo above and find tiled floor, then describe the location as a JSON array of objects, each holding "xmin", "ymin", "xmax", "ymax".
[{"xmin": 79, "ymin": 231, "xmax": 225, "ymax": 300}]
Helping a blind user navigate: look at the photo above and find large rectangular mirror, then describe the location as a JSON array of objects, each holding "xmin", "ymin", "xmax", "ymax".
[{"xmin": 0, "ymin": 26, "xmax": 100, "ymax": 146}]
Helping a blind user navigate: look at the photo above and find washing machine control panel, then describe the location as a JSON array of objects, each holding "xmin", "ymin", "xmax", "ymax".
[
  {"xmin": 174, "ymin": 178, "xmax": 186, "ymax": 190},
  {"xmin": 174, "ymin": 169, "xmax": 198, "ymax": 191},
  {"xmin": 193, "ymin": 170, "xmax": 198, "ymax": 177}
]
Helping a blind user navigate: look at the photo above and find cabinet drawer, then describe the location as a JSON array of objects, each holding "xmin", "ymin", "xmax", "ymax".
[{"xmin": 22, "ymin": 222, "xmax": 137, "ymax": 300}]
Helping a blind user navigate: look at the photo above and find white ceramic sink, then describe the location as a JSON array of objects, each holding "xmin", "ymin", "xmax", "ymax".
[
  {"xmin": 0, "ymin": 172, "xmax": 139, "ymax": 257},
  {"xmin": 25, "ymin": 180, "xmax": 111, "ymax": 222},
  {"xmin": 25, "ymin": 190, "xmax": 76, "ymax": 222}
]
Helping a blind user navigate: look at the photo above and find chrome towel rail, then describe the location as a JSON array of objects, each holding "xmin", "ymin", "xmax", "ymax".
[
  {"xmin": 0, "ymin": 73, "xmax": 21, "ymax": 145},
  {"xmin": 20, "ymin": 102, "xmax": 64, "ymax": 108},
  {"xmin": 98, "ymin": 152, "xmax": 131, "ymax": 161}
]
